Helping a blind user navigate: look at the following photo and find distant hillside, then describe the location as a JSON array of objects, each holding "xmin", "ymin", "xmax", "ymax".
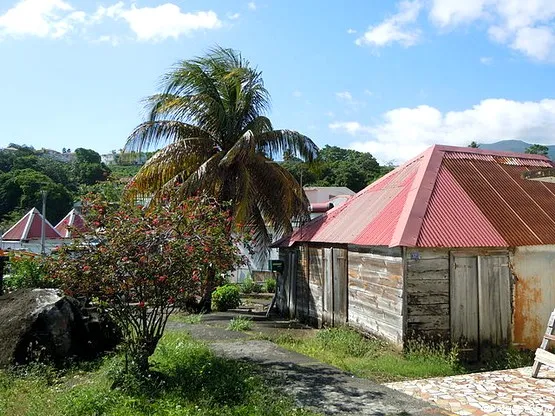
[{"xmin": 479, "ymin": 140, "xmax": 555, "ymax": 160}]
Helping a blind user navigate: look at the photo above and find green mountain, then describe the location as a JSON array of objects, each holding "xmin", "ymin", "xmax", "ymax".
[{"xmin": 478, "ymin": 140, "xmax": 555, "ymax": 160}]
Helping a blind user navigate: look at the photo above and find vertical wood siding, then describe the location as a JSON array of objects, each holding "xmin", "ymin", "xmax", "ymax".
[
  {"xmin": 308, "ymin": 246, "xmax": 324, "ymax": 326},
  {"xmin": 347, "ymin": 247, "xmax": 404, "ymax": 345},
  {"xmin": 405, "ymin": 248, "xmax": 450, "ymax": 340}
]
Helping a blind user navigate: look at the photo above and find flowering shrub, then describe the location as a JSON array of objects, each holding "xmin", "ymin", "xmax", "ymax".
[
  {"xmin": 6, "ymin": 252, "xmax": 52, "ymax": 290},
  {"xmin": 46, "ymin": 193, "xmax": 245, "ymax": 371}
]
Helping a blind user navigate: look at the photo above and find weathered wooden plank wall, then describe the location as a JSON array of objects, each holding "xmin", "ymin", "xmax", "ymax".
[
  {"xmin": 405, "ymin": 248, "xmax": 450, "ymax": 340},
  {"xmin": 308, "ymin": 246, "xmax": 324, "ymax": 326},
  {"xmin": 347, "ymin": 246, "xmax": 404, "ymax": 345},
  {"xmin": 295, "ymin": 245, "xmax": 310, "ymax": 321},
  {"xmin": 478, "ymin": 254, "xmax": 511, "ymax": 346}
]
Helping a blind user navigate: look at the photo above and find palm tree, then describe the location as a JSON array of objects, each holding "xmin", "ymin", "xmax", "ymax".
[{"xmin": 124, "ymin": 47, "xmax": 318, "ymax": 250}]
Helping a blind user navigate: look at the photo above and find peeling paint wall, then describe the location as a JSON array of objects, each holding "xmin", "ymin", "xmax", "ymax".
[{"xmin": 511, "ymin": 246, "xmax": 555, "ymax": 349}]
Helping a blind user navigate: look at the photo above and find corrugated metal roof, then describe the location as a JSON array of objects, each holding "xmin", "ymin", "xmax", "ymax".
[
  {"xmin": 417, "ymin": 167, "xmax": 507, "ymax": 247},
  {"xmin": 55, "ymin": 209, "xmax": 86, "ymax": 238},
  {"xmin": 278, "ymin": 144, "xmax": 555, "ymax": 248},
  {"xmin": 2, "ymin": 208, "xmax": 61, "ymax": 241}
]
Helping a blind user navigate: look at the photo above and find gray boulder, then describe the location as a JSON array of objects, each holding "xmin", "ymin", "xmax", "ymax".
[{"xmin": 0, "ymin": 289, "xmax": 120, "ymax": 368}]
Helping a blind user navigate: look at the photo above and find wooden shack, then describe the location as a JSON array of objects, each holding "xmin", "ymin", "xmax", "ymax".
[{"xmin": 276, "ymin": 145, "xmax": 555, "ymax": 354}]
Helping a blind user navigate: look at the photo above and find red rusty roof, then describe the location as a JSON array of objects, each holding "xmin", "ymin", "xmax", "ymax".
[
  {"xmin": 2, "ymin": 208, "xmax": 62, "ymax": 241},
  {"xmin": 55, "ymin": 209, "xmax": 86, "ymax": 238},
  {"xmin": 278, "ymin": 144, "xmax": 555, "ymax": 248}
]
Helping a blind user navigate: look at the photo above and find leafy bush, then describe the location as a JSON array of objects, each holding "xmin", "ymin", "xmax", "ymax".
[
  {"xmin": 5, "ymin": 253, "xmax": 53, "ymax": 290},
  {"xmin": 241, "ymin": 277, "xmax": 262, "ymax": 294},
  {"xmin": 211, "ymin": 284, "xmax": 241, "ymax": 311},
  {"xmin": 227, "ymin": 316, "xmax": 252, "ymax": 331},
  {"xmin": 264, "ymin": 278, "xmax": 277, "ymax": 293},
  {"xmin": 46, "ymin": 193, "xmax": 245, "ymax": 372}
]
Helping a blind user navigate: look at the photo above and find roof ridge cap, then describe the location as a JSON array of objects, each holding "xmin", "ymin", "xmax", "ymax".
[{"xmin": 389, "ymin": 145, "xmax": 444, "ymax": 247}]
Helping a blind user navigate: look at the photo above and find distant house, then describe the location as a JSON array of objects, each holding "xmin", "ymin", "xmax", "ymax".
[
  {"xmin": 101, "ymin": 153, "xmax": 117, "ymax": 165},
  {"xmin": 232, "ymin": 186, "xmax": 355, "ymax": 282},
  {"xmin": 40, "ymin": 149, "xmax": 75, "ymax": 163},
  {"xmin": 304, "ymin": 186, "xmax": 355, "ymax": 204},
  {"xmin": 275, "ymin": 145, "xmax": 555, "ymax": 355},
  {"xmin": 1, "ymin": 208, "xmax": 64, "ymax": 253},
  {"xmin": 55, "ymin": 209, "xmax": 86, "ymax": 238}
]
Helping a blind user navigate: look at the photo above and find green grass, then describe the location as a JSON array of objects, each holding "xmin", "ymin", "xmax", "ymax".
[
  {"xmin": 227, "ymin": 316, "xmax": 253, "ymax": 331},
  {"xmin": 268, "ymin": 327, "xmax": 463, "ymax": 383},
  {"xmin": 0, "ymin": 332, "xmax": 318, "ymax": 416},
  {"xmin": 168, "ymin": 312, "xmax": 205, "ymax": 324}
]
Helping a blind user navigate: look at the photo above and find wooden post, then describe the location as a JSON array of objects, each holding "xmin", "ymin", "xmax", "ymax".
[
  {"xmin": 0, "ymin": 255, "xmax": 7, "ymax": 297},
  {"xmin": 531, "ymin": 309, "xmax": 555, "ymax": 378}
]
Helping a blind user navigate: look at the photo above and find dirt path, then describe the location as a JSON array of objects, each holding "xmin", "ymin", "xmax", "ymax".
[{"xmin": 168, "ymin": 311, "xmax": 449, "ymax": 416}]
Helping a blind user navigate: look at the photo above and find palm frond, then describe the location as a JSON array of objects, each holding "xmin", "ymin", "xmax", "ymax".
[
  {"xmin": 124, "ymin": 120, "xmax": 212, "ymax": 152},
  {"xmin": 125, "ymin": 138, "xmax": 214, "ymax": 197},
  {"xmin": 255, "ymin": 130, "xmax": 319, "ymax": 162}
]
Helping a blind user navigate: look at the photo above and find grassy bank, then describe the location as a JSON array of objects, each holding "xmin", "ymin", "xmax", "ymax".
[
  {"xmin": 0, "ymin": 331, "xmax": 317, "ymax": 416},
  {"xmin": 266, "ymin": 327, "xmax": 462, "ymax": 383}
]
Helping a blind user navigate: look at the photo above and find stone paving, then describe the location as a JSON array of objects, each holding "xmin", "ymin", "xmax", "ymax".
[{"xmin": 385, "ymin": 366, "xmax": 555, "ymax": 415}]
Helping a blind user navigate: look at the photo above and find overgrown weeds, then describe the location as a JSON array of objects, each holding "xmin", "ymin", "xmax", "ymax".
[
  {"xmin": 168, "ymin": 312, "xmax": 205, "ymax": 324},
  {"xmin": 0, "ymin": 332, "xmax": 317, "ymax": 416},
  {"xmin": 227, "ymin": 316, "xmax": 253, "ymax": 331},
  {"xmin": 272, "ymin": 326, "xmax": 462, "ymax": 383}
]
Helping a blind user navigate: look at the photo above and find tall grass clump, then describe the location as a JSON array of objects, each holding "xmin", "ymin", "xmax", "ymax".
[
  {"xmin": 274, "ymin": 327, "xmax": 462, "ymax": 383},
  {"xmin": 227, "ymin": 316, "xmax": 253, "ymax": 331},
  {"xmin": 0, "ymin": 332, "xmax": 317, "ymax": 416}
]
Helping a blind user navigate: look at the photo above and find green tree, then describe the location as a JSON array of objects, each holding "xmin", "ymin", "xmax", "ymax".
[
  {"xmin": 0, "ymin": 169, "xmax": 73, "ymax": 225},
  {"xmin": 47, "ymin": 193, "xmax": 244, "ymax": 372},
  {"xmin": 125, "ymin": 47, "xmax": 318, "ymax": 246},
  {"xmin": 525, "ymin": 144, "xmax": 549, "ymax": 157},
  {"xmin": 468, "ymin": 141, "xmax": 480, "ymax": 148},
  {"xmin": 72, "ymin": 148, "xmax": 111, "ymax": 185}
]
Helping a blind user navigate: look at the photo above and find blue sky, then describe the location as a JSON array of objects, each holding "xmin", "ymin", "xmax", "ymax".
[{"xmin": 0, "ymin": 0, "xmax": 554, "ymax": 163}]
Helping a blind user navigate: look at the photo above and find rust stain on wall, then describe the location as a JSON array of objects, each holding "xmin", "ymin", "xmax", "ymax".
[{"xmin": 513, "ymin": 274, "xmax": 543, "ymax": 348}]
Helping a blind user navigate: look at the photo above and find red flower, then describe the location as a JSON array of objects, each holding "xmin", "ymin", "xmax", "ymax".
[
  {"xmin": 168, "ymin": 296, "xmax": 175, "ymax": 304},
  {"xmin": 138, "ymin": 301, "xmax": 145, "ymax": 308},
  {"xmin": 83, "ymin": 265, "xmax": 91, "ymax": 272},
  {"xmin": 122, "ymin": 257, "xmax": 129, "ymax": 262},
  {"xmin": 158, "ymin": 275, "xmax": 168, "ymax": 283}
]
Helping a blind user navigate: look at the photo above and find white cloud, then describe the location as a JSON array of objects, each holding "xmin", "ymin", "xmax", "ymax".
[
  {"xmin": 347, "ymin": 28, "xmax": 357, "ymax": 34},
  {"xmin": 330, "ymin": 98, "xmax": 555, "ymax": 163},
  {"xmin": 103, "ymin": 3, "xmax": 222, "ymax": 42},
  {"xmin": 0, "ymin": 0, "xmax": 85, "ymax": 39},
  {"xmin": 358, "ymin": 0, "xmax": 555, "ymax": 61},
  {"xmin": 364, "ymin": 89, "xmax": 373, "ymax": 96},
  {"xmin": 330, "ymin": 121, "xmax": 372, "ymax": 135},
  {"xmin": 248, "ymin": 2, "xmax": 257, "ymax": 11},
  {"xmin": 511, "ymin": 26, "xmax": 555, "ymax": 61},
  {"xmin": 0, "ymin": 1, "xmax": 222, "ymax": 43},
  {"xmin": 336, "ymin": 91, "xmax": 353, "ymax": 101},
  {"xmin": 429, "ymin": 0, "xmax": 555, "ymax": 61},
  {"xmin": 227, "ymin": 12, "xmax": 240, "ymax": 20},
  {"xmin": 480, "ymin": 56, "xmax": 493, "ymax": 65},
  {"xmin": 356, "ymin": 0, "xmax": 422, "ymax": 47},
  {"xmin": 292, "ymin": 90, "xmax": 302, "ymax": 98}
]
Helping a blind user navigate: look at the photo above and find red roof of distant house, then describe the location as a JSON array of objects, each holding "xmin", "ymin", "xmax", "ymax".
[
  {"xmin": 55, "ymin": 209, "xmax": 86, "ymax": 238},
  {"xmin": 277, "ymin": 144, "xmax": 555, "ymax": 248},
  {"xmin": 2, "ymin": 208, "xmax": 62, "ymax": 241}
]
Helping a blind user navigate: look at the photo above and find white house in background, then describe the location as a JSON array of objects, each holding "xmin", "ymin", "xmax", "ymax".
[
  {"xmin": 0, "ymin": 208, "xmax": 65, "ymax": 254},
  {"xmin": 303, "ymin": 186, "xmax": 355, "ymax": 204},
  {"xmin": 101, "ymin": 153, "xmax": 117, "ymax": 165},
  {"xmin": 231, "ymin": 186, "xmax": 355, "ymax": 282}
]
